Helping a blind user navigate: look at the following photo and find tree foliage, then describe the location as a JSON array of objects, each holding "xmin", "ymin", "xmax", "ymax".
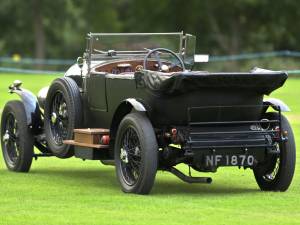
[{"xmin": 1, "ymin": 0, "xmax": 299, "ymax": 59}]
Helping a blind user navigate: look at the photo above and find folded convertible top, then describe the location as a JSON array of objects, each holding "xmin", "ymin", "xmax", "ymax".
[{"xmin": 135, "ymin": 70, "xmax": 288, "ymax": 95}]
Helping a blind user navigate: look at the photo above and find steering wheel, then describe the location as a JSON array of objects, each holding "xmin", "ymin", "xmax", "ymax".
[{"xmin": 143, "ymin": 48, "xmax": 185, "ymax": 72}]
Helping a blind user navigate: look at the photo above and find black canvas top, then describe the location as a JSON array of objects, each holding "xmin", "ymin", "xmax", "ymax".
[{"xmin": 135, "ymin": 70, "xmax": 288, "ymax": 95}]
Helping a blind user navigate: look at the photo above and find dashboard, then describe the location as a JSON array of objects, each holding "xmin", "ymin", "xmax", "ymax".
[{"xmin": 94, "ymin": 59, "xmax": 182, "ymax": 74}]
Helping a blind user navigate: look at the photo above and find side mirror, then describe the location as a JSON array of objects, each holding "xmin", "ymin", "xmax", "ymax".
[
  {"xmin": 77, "ymin": 56, "xmax": 84, "ymax": 69},
  {"xmin": 194, "ymin": 54, "xmax": 209, "ymax": 63}
]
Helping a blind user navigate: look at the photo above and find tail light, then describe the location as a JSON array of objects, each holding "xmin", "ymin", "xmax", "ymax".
[{"xmin": 101, "ymin": 135, "xmax": 110, "ymax": 145}]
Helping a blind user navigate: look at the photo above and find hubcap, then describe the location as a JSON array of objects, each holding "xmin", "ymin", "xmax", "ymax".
[
  {"xmin": 134, "ymin": 146, "xmax": 140, "ymax": 155},
  {"xmin": 120, "ymin": 148, "xmax": 128, "ymax": 163},
  {"xmin": 3, "ymin": 130, "xmax": 10, "ymax": 143},
  {"xmin": 59, "ymin": 102, "xmax": 67, "ymax": 118},
  {"xmin": 51, "ymin": 112, "xmax": 57, "ymax": 124},
  {"xmin": 119, "ymin": 127, "xmax": 142, "ymax": 186}
]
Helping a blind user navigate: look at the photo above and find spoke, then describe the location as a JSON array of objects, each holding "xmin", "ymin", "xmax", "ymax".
[
  {"xmin": 11, "ymin": 143, "xmax": 18, "ymax": 158},
  {"xmin": 263, "ymin": 155, "xmax": 280, "ymax": 181},
  {"xmin": 153, "ymin": 52, "xmax": 163, "ymax": 69},
  {"xmin": 169, "ymin": 61, "xmax": 180, "ymax": 69},
  {"xmin": 130, "ymin": 157, "xmax": 141, "ymax": 167},
  {"xmin": 126, "ymin": 147, "xmax": 138, "ymax": 154},
  {"xmin": 7, "ymin": 115, "xmax": 15, "ymax": 131},
  {"xmin": 53, "ymin": 93, "xmax": 62, "ymax": 114},
  {"xmin": 131, "ymin": 161, "xmax": 141, "ymax": 176},
  {"xmin": 52, "ymin": 95, "xmax": 58, "ymax": 112},
  {"xmin": 4, "ymin": 114, "xmax": 19, "ymax": 163},
  {"xmin": 120, "ymin": 127, "xmax": 142, "ymax": 186},
  {"xmin": 56, "ymin": 94, "xmax": 62, "ymax": 111},
  {"xmin": 122, "ymin": 162, "xmax": 132, "ymax": 184},
  {"xmin": 50, "ymin": 92, "xmax": 69, "ymax": 144},
  {"xmin": 7, "ymin": 133, "xmax": 17, "ymax": 142}
]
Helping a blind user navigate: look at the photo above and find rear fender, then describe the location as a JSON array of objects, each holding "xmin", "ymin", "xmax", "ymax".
[
  {"xmin": 110, "ymin": 99, "xmax": 147, "ymax": 139},
  {"xmin": 124, "ymin": 98, "xmax": 147, "ymax": 112},
  {"xmin": 264, "ymin": 98, "xmax": 290, "ymax": 112}
]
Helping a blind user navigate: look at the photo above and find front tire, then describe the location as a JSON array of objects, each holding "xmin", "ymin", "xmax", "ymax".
[
  {"xmin": 114, "ymin": 113, "xmax": 158, "ymax": 194},
  {"xmin": 1, "ymin": 100, "xmax": 34, "ymax": 172},
  {"xmin": 253, "ymin": 112, "xmax": 296, "ymax": 191}
]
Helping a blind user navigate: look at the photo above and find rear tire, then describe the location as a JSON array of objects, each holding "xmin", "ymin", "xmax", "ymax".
[
  {"xmin": 114, "ymin": 113, "xmax": 158, "ymax": 194},
  {"xmin": 1, "ymin": 100, "xmax": 33, "ymax": 172},
  {"xmin": 44, "ymin": 77, "xmax": 82, "ymax": 158},
  {"xmin": 253, "ymin": 112, "xmax": 295, "ymax": 191}
]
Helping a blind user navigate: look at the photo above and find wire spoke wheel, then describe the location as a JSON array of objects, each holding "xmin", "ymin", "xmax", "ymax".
[
  {"xmin": 115, "ymin": 113, "xmax": 158, "ymax": 194},
  {"xmin": 44, "ymin": 77, "xmax": 82, "ymax": 158},
  {"xmin": 3, "ymin": 113, "xmax": 20, "ymax": 165},
  {"xmin": 253, "ymin": 112, "xmax": 295, "ymax": 191},
  {"xmin": 120, "ymin": 127, "xmax": 142, "ymax": 186},
  {"xmin": 49, "ymin": 91, "xmax": 69, "ymax": 145},
  {"xmin": 262, "ymin": 156, "xmax": 280, "ymax": 182},
  {"xmin": 1, "ymin": 100, "xmax": 33, "ymax": 172}
]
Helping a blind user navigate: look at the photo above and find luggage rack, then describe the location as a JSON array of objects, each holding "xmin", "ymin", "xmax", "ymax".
[{"xmin": 186, "ymin": 105, "xmax": 282, "ymax": 150}]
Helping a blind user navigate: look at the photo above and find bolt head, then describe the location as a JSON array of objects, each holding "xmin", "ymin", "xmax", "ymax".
[
  {"xmin": 3, "ymin": 130, "xmax": 10, "ymax": 143},
  {"xmin": 51, "ymin": 112, "xmax": 57, "ymax": 124}
]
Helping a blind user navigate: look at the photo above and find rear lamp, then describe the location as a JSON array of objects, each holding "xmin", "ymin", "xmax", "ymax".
[{"xmin": 101, "ymin": 135, "xmax": 110, "ymax": 145}]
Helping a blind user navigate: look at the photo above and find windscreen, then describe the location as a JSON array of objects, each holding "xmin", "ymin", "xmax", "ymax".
[
  {"xmin": 185, "ymin": 34, "xmax": 196, "ymax": 66},
  {"xmin": 89, "ymin": 33, "xmax": 183, "ymax": 59}
]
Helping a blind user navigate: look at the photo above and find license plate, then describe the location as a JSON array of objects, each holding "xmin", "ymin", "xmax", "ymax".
[{"xmin": 205, "ymin": 154, "xmax": 255, "ymax": 166}]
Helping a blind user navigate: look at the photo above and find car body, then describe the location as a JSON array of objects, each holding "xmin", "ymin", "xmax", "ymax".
[{"xmin": 1, "ymin": 32, "xmax": 295, "ymax": 194}]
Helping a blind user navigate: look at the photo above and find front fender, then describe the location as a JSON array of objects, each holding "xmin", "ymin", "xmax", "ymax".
[
  {"xmin": 264, "ymin": 98, "xmax": 290, "ymax": 112},
  {"xmin": 10, "ymin": 88, "xmax": 41, "ymax": 126}
]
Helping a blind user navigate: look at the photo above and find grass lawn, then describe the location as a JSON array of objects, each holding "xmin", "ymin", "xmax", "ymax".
[{"xmin": 0, "ymin": 73, "xmax": 299, "ymax": 225}]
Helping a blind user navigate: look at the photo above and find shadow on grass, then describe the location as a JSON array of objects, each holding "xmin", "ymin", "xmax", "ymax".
[
  {"xmin": 30, "ymin": 167, "xmax": 119, "ymax": 189},
  {"xmin": 153, "ymin": 179, "xmax": 259, "ymax": 196},
  {"xmin": 25, "ymin": 167, "xmax": 259, "ymax": 196}
]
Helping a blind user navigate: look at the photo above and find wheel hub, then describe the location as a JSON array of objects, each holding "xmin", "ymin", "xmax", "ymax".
[
  {"xmin": 59, "ymin": 103, "xmax": 67, "ymax": 118},
  {"xmin": 264, "ymin": 174, "xmax": 275, "ymax": 181},
  {"xmin": 51, "ymin": 112, "xmax": 57, "ymax": 124},
  {"xmin": 120, "ymin": 148, "xmax": 128, "ymax": 163},
  {"xmin": 134, "ymin": 146, "xmax": 140, "ymax": 155},
  {"xmin": 3, "ymin": 130, "xmax": 10, "ymax": 143}
]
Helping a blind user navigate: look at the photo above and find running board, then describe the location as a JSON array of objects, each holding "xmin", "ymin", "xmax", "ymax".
[
  {"xmin": 166, "ymin": 167, "xmax": 212, "ymax": 184},
  {"xmin": 63, "ymin": 128, "xmax": 110, "ymax": 149},
  {"xmin": 63, "ymin": 140, "xmax": 109, "ymax": 149}
]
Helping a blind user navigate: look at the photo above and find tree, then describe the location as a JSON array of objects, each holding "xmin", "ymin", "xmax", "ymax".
[{"xmin": 1, "ymin": 0, "xmax": 300, "ymax": 60}]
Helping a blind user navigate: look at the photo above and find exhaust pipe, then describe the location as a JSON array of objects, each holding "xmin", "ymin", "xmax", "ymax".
[{"xmin": 166, "ymin": 167, "xmax": 212, "ymax": 184}]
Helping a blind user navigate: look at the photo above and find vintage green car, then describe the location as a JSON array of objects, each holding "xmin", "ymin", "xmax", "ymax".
[{"xmin": 1, "ymin": 32, "xmax": 295, "ymax": 194}]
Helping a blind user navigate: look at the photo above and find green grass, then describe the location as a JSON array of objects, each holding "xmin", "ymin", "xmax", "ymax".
[{"xmin": 0, "ymin": 73, "xmax": 300, "ymax": 225}]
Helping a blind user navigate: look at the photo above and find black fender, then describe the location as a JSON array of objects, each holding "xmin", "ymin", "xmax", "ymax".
[
  {"xmin": 107, "ymin": 98, "xmax": 148, "ymax": 158},
  {"xmin": 124, "ymin": 98, "xmax": 147, "ymax": 112},
  {"xmin": 264, "ymin": 98, "xmax": 290, "ymax": 112},
  {"xmin": 8, "ymin": 81, "xmax": 42, "ymax": 127},
  {"xmin": 110, "ymin": 98, "xmax": 147, "ymax": 138}
]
